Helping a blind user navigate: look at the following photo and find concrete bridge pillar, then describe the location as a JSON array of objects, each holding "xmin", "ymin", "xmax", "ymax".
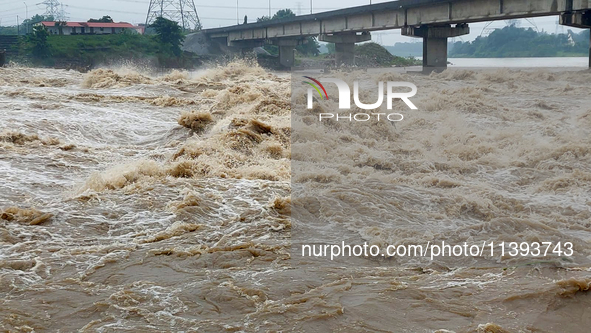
[
  {"xmin": 272, "ymin": 39, "xmax": 299, "ymax": 68},
  {"xmin": 319, "ymin": 32, "xmax": 372, "ymax": 66},
  {"xmin": 402, "ymin": 24, "xmax": 469, "ymax": 73},
  {"xmin": 334, "ymin": 42, "xmax": 355, "ymax": 66}
]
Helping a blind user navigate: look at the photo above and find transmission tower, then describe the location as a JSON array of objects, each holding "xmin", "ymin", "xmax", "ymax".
[
  {"xmin": 146, "ymin": 0, "xmax": 202, "ymax": 31},
  {"xmin": 59, "ymin": 4, "xmax": 69, "ymax": 21},
  {"xmin": 39, "ymin": 0, "xmax": 64, "ymax": 20}
]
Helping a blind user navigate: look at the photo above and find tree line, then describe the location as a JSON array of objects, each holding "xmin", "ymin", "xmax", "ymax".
[{"xmin": 450, "ymin": 25, "xmax": 590, "ymax": 57}]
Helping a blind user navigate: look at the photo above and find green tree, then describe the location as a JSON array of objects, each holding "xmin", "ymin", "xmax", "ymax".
[
  {"xmin": 20, "ymin": 14, "xmax": 54, "ymax": 35},
  {"xmin": 273, "ymin": 9, "xmax": 296, "ymax": 20},
  {"xmin": 24, "ymin": 14, "xmax": 54, "ymax": 26},
  {"xmin": 297, "ymin": 37, "xmax": 320, "ymax": 56},
  {"xmin": 88, "ymin": 16, "xmax": 114, "ymax": 23},
  {"xmin": 149, "ymin": 17, "xmax": 185, "ymax": 57},
  {"xmin": 28, "ymin": 25, "xmax": 51, "ymax": 58}
]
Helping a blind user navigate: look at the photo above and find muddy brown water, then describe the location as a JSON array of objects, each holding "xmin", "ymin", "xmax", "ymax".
[{"xmin": 1, "ymin": 63, "xmax": 590, "ymax": 332}]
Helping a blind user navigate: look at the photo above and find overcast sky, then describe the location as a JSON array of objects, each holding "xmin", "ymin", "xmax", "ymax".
[{"xmin": 0, "ymin": 0, "xmax": 585, "ymax": 44}]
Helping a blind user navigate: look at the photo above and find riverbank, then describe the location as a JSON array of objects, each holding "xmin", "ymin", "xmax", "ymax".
[{"xmin": 7, "ymin": 34, "xmax": 203, "ymax": 71}]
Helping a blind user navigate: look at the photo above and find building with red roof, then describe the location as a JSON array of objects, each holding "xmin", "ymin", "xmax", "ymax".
[{"xmin": 36, "ymin": 21, "xmax": 142, "ymax": 35}]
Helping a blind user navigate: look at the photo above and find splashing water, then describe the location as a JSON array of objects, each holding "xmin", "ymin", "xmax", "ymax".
[{"xmin": 1, "ymin": 61, "xmax": 590, "ymax": 332}]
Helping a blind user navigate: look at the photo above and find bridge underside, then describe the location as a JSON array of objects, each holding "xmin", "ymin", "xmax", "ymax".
[
  {"xmin": 402, "ymin": 24, "xmax": 470, "ymax": 72},
  {"xmin": 199, "ymin": 0, "xmax": 591, "ymax": 70}
]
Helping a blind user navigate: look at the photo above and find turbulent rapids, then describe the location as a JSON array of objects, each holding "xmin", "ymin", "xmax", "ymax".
[{"xmin": 1, "ymin": 61, "xmax": 591, "ymax": 332}]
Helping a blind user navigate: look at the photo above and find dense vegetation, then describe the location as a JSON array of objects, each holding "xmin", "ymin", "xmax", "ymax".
[
  {"xmin": 28, "ymin": 25, "xmax": 50, "ymax": 58},
  {"xmin": 450, "ymin": 25, "xmax": 590, "ymax": 57},
  {"xmin": 40, "ymin": 33, "xmax": 160, "ymax": 63}
]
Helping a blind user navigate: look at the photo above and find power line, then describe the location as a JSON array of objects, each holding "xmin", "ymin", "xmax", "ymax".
[
  {"xmin": 0, "ymin": 8, "xmax": 42, "ymax": 20},
  {"xmin": 66, "ymin": 4, "xmax": 145, "ymax": 15},
  {"xmin": 1, "ymin": 4, "xmax": 29, "ymax": 13},
  {"xmin": 110, "ymin": 0, "xmax": 339, "ymax": 10},
  {"xmin": 0, "ymin": 0, "xmax": 26, "ymax": 4}
]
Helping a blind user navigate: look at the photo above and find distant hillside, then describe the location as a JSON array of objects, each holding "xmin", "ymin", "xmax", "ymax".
[
  {"xmin": 369, "ymin": 25, "xmax": 590, "ymax": 59},
  {"xmin": 449, "ymin": 25, "xmax": 590, "ymax": 57},
  {"xmin": 384, "ymin": 42, "xmax": 423, "ymax": 57},
  {"xmin": 355, "ymin": 42, "xmax": 421, "ymax": 67},
  {"xmin": 318, "ymin": 42, "xmax": 420, "ymax": 66},
  {"xmin": 320, "ymin": 42, "xmax": 423, "ymax": 58}
]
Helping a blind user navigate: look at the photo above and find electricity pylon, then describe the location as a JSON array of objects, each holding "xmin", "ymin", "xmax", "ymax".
[{"xmin": 146, "ymin": 0, "xmax": 202, "ymax": 31}]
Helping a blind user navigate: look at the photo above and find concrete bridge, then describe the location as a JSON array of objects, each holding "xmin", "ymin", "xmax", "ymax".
[{"xmin": 194, "ymin": 0, "xmax": 591, "ymax": 71}]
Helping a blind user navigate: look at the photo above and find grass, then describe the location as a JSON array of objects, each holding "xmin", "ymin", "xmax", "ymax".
[
  {"xmin": 17, "ymin": 33, "xmax": 201, "ymax": 69},
  {"xmin": 48, "ymin": 33, "xmax": 160, "ymax": 59}
]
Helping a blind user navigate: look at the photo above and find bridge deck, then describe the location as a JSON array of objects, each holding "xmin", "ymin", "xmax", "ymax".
[{"xmin": 203, "ymin": 0, "xmax": 591, "ymax": 42}]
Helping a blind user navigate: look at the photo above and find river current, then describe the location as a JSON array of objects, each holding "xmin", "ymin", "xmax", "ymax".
[{"xmin": 1, "ymin": 62, "xmax": 590, "ymax": 332}]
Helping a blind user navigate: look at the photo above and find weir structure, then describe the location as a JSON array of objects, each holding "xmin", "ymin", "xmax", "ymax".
[{"xmin": 195, "ymin": 0, "xmax": 591, "ymax": 72}]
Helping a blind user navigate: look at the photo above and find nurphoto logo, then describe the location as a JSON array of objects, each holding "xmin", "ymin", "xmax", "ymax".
[{"xmin": 303, "ymin": 76, "xmax": 418, "ymax": 122}]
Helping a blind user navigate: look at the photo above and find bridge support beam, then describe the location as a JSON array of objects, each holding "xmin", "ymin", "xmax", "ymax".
[
  {"xmin": 560, "ymin": 11, "xmax": 591, "ymax": 68},
  {"xmin": 402, "ymin": 24, "xmax": 470, "ymax": 73},
  {"xmin": 319, "ymin": 32, "xmax": 371, "ymax": 66}
]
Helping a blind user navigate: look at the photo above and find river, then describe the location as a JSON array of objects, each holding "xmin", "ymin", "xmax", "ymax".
[
  {"xmin": 1, "ymin": 60, "xmax": 590, "ymax": 332},
  {"xmin": 449, "ymin": 57, "xmax": 589, "ymax": 68}
]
